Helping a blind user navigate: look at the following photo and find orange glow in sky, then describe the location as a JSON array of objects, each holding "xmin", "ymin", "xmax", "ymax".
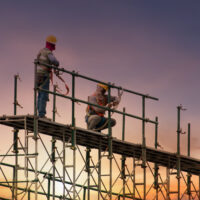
[{"xmin": 1, "ymin": 1, "xmax": 200, "ymax": 199}]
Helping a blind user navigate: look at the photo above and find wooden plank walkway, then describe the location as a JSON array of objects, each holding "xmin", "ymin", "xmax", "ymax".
[{"xmin": 0, "ymin": 115, "xmax": 200, "ymax": 175}]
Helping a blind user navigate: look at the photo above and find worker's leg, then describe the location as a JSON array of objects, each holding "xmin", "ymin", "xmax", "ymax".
[
  {"xmin": 87, "ymin": 115, "xmax": 102, "ymax": 130},
  {"xmin": 37, "ymin": 75, "xmax": 49, "ymax": 117},
  {"xmin": 110, "ymin": 118, "xmax": 116, "ymax": 127},
  {"xmin": 38, "ymin": 91, "xmax": 47, "ymax": 117},
  {"xmin": 99, "ymin": 117, "xmax": 116, "ymax": 130}
]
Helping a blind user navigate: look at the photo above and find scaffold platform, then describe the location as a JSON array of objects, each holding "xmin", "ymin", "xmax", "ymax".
[{"xmin": 0, "ymin": 114, "xmax": 200, "ymax": 176}]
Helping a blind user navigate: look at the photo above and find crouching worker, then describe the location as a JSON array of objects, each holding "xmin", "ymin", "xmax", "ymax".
[
  {"xmin": 36, "ymin": 35, "xmax": 59, "ymax": 118},
  {"xmin": 86, "ymin": 83, "xmax": 120, "ymax": 131}
]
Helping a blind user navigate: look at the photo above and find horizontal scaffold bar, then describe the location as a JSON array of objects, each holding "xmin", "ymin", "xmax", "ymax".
[{"xmin": 34, "ymin": 60, "xmax": 159, "ymax": 101}]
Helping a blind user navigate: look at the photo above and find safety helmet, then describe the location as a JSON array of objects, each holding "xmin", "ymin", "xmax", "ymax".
[
  {"xmin": 46, "ymin": 35, "xmax": 57, "ymax": 44},
  {"xmin": 97, "ymin": 83, "xmax": 108, "ymax": 91}
]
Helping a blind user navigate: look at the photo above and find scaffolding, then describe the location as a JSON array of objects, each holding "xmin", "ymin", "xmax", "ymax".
[{"xmin": 0, "ymin": 61, "xmax": 200, "ymax": 200}]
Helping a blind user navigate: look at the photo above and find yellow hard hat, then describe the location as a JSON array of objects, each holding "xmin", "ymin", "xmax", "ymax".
[
  {"xmin": 98, "ymin": 83, "xmax": 108, "ymax": 91},
  {"xmin": 46, "ymin": 35, "xmax": 57, "ymax": 44}
]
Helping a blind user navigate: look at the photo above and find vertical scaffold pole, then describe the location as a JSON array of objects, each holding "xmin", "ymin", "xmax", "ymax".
[
  {"xmin": 121, "ymin": 107, "xmax": 126, "ymax": 200},
  {"xmin": 71, "ymin": 72, "xmax": 76, "ymax": 200},
  {"xmin": 133, "ymin": 156, "xmax": 136, "ymax": 198},
  {"xmin": 187, "ymin": 123, "xmax": 191, "ymax": 200},
  {"xmin": 52, "ymin": 85, "xmax": 57, "ymax": 200},
  {"xmin": 63, "ymin": 129, "xmax": 66, "ymax": 198},
  {"xmin": 154, "ymin": 117, "xmax": 159, "ymax": 200},
  {"xmin": 166, "ymin": 167, "xmax": 170, "ymax": 200},
  {"xmin": 34, "ymin": 62, "xmax": 38, "ymax": 200},
  {"xmin": 13, "ymin": 75, "xmax": 19, "ymax": 200},
  {"xmin": 199, "ymin": 176, "xmax": 200, "ymax": 200},
  {"xmin": 142, "ymin": 96, "xmax": 146, "ymax": 200},
  {"xmin": 108, "ymin": 85, "xmax": 112, "ymax": 200},
  {"xmin": 98, "ymin": 140, "xmax": 102, "ymax": 200},
  {"xmin": 86, "ymin": 147, "xmax": 91, "ymax": 200},
  {"xmin": 47, "ymin": 176, "xmax": 51, "ymax": 200},
  {"xmin": 177, "ymin": 105, "xmax": 181, "ymax": 200}
]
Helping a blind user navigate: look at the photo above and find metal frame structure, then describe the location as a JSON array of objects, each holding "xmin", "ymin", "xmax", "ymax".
[{"xmin": 0, "ymin": 61, "xmax": 200, "ymax": 200}]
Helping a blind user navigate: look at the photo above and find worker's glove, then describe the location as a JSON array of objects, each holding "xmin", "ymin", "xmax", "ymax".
[
  {"xmin": 54, "ymin": 69, "xmax": 60, "ymax": 76},
  {"xmin": 55, "ymin": 70, "xmax": 60, "ymax": 76},
  {"xmin": 107, "ymin": 103, "xmax": 113, "ymax": 108},
  {"xmin": 113, "ymin": 97, "xmax": 120, "ymax": 106}
]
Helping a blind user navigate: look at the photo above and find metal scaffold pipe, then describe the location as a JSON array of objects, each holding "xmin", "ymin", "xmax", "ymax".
[
  {"xmin": 142, "ymin": 96, "xmax": 146, "ymax": 200},
  {"xmin": 34, "ymin": 60, "xmax": 159, "ymax": 101},
  {"xmin": 52, "ymin": 85, "xmax": 57, "ymax": 200},
  {"xmin": 13, "ymin": 75, "xmax": 18, "ymax": 200},
  {"xmin": 154, "ymin": 116, "xmax": 159, "ymax": 200},
  {"xmin": 177, "ymin": 105, "xmax": 181, "ymax": 200},
  {"xmin": 187, "ymin": 123, "xmax": 191, "ymax": 199}
]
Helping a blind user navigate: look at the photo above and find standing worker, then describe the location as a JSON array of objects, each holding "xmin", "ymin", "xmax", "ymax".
[
  {"xmin": 86, "ymin": 83, "xmax": 120, "ymax": 131},
  {"xmin": 36, "ymin": 35, "xmax": 59, "ymax": 118}
]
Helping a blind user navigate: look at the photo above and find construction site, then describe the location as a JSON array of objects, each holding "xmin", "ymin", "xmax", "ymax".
[{"xmin": 0, "ymin": 60, "xmax": 200, "ymax": 200}]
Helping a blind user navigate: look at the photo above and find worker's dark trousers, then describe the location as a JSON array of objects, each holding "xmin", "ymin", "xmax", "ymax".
[
  {"xmin": 37, "ymin": 74, "xmax": 50, "ymax": 117},
  {"xmin": 87, "ymin": 115, "xmax": 116, "ymax": 130}
]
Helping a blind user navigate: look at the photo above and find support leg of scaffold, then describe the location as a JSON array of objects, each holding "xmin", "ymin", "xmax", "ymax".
[
  {"xmin": 98, "ymin": 139, "xmax": 102, "ymax": 200},
  {"xmin": 83, "ymin": 186, "xmax": 86, "ymax": 200},
  {"xmin": 63, "ymin": 131, "xmax": 66, "ymax": 199},
  {"xmin": 199, "ymin": 176, "xmax": 200, "ymax": 200},
  {"xmin": 52, "ymin": 85, "xmax": 57, "ymax": 200},
  {"xmin": 121, "ymin": 155, "xmax": 126, "ymax": 200},
  {"xmin": 133, "ymin": 157, "xmax": 136, "ymax": 198},
  {"xmin": 34, "ymin": 135, "xmax": 38, "ymax": 200},
  {"xmin": 121, "ymin": 107, "xmax": 126, "ymax": 200},
  {"xmin": 13, "ymin": 75, "xmax": 19, "ymax": 200},
  {"xmin": 34, "ymin": 62, "xmax": 38, "ymax": 200},
  {"xmin": 73, "ymin": 134, "xmax": 76, "ymax": 200},
  {"xmin": 187, "ymin": 123, "xmax": 191, "ymax": 200},
  {"xmin": 47, "ymin": 175, "xmax": 51, "ymax": 200},
  {"xmin": 13, "ymin": 129, "xmax": 19, "ymax": 200},
  {"xmin": 109, "ymin": 134, "xmax": 113, "ymax": 200},
  {"xmin": 52, "ymin": 138, "xmax": 56, "ymax": 200},
  {"xmin": 142, "ymin": 96, "xmax": 146, "ymax": 200},
  {"xmin": 142, "ymin": 148, "xmax": 146, "ymax": 200},
  {"xmin": 154, "ymin": 116, "xmax": 159, "ymax": 200},
  {"xmin": 166, "ymin": 167, "xmax": 170, "ymax": 200},
  {"xmin": 86, "ymin": 147, "xmax": 91, "ymax": 200}
]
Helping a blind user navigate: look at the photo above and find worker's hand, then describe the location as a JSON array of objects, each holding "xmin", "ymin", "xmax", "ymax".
[
  {"xmin": 113, "ymin": 97, "xmax": 120, "ymax": 106},
  {"xmin": 112, "ymin": 101, "xmax": 119, "ymax": 106},
  {"xmin": 54, "ymin": 69, "xmax": 60, "ymax": 76},
  {"xmin": 107, "ymin": 103, "xmax": 113, "ymax": 108}
]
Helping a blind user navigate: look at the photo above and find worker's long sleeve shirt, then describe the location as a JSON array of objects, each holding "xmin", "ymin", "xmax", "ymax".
[{"xmin": 88, "ymin": 92, "xmax": 119, "ymax": 115}]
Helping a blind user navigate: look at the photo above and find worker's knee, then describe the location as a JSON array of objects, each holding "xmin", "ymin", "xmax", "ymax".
[
  {"xmin": 88, "ymin": 115, "xmax": 101, "ymax": 123},
  {"xmin": 87, "ymin": 115, "xmax": 101, "ymax": 129},
  {"xmin": 111, "ymin": 118, "xmax": 116, "ymax": 127}
]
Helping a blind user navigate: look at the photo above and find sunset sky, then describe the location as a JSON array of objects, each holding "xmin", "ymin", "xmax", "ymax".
[{"xmin": 0, "ymin": 1, "xmax": 200, "ymax": 199}]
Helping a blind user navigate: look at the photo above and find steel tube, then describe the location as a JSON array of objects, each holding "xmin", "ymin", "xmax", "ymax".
[
  {"xmin": 187, "ymin": 123, "xmax": 191, "ymax": 199},
  {"xmin": 13, "ymin": 75, "xmax": 18, "ymax": 200},
  {"xmin": 52, "ymin": 85, "xmax": 56, "ymax": 200},
  {"xmin": 34, "ymin": 60, "xmax": 159, "ymax": 101},
  {"xmin": 34, "ymin": 63, "xmax": 38, "ymax": 200},
  {"xmin": 177, "ymin": 106, "xmax": 181, "ymax": 200},
  {"xmin": 142, "ymin": 96, "xmax": 146, "ymax": 200},
  {"xmin": 122, "ymin": 107, "xmax": 126, "ymax": 200},
  {"xmin": 154, "ymin": 117, "xmax": 159, "ymax": 200}
]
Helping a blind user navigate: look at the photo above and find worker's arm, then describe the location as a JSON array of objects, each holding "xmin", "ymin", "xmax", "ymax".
[
  {"xmin": 107, "ymin": 96, "xmax": 120, "ymax": 107},
  {"xmin": 48, "ymin": 53, "xmax": 59, "ymax": 67}
]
